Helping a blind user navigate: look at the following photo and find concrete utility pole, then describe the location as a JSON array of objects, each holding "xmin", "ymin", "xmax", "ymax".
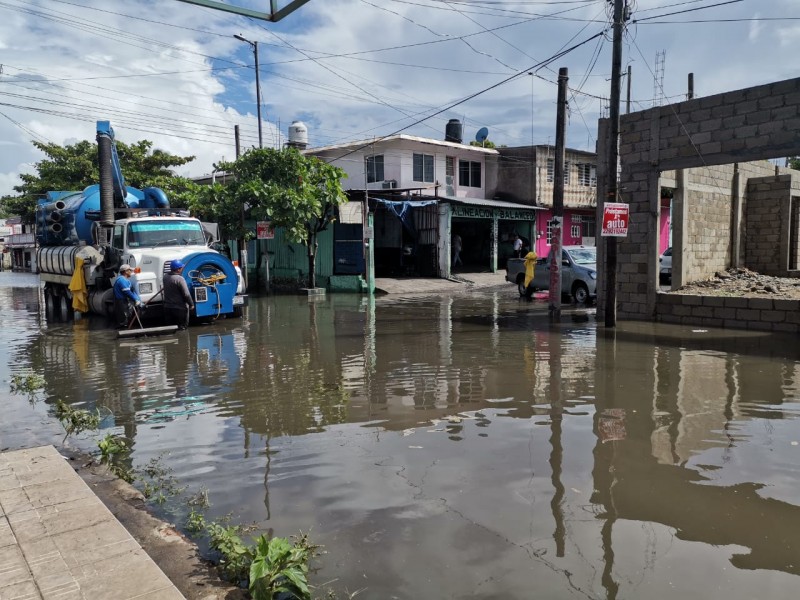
[
  {"xmin": 235, "ymin": 124, "xmax": 241, "ymax": 158},
  {"xmin": 687, "ymin": 72, "xmax": 694, "ymax": 100},
  {"xmin": 626, "ymin": 65, "xmax": 632, "ymax": 114},
  {"xmin": 234, "ymin": 34, "xmax": 263, "ymax": 148},
  {"xmin": 604, "ymin": 0, "xmax": 626, "ymax": 328},
  {"xmin": 549, "ymin": 67, "xmax": 568, "ymax": 322}
]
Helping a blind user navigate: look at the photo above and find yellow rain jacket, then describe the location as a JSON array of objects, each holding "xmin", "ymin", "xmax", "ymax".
[
  {"xmin": 68, "ymin": 257, "xmax": 89, "ymax": 313},
  {"xmin": 523, "ymin": 250, "xmax": 538, "ymax": 288}
]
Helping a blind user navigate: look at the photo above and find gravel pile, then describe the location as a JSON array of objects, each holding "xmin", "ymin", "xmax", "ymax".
[{"xmin": 675, "ymin": 267, "xmax": 800, "ymax": 299}]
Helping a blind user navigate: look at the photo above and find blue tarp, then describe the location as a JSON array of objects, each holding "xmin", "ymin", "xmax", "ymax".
[{"xmin": 373, "ymin": 198, "xmax": 438, "ymax": 239}]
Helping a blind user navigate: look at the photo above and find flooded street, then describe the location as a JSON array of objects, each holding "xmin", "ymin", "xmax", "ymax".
[{"xmin": 2, "ymin": 271, "xmax": 800, "ymax": 599}]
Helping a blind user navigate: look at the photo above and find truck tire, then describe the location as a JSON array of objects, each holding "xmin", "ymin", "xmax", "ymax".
[
  {"xmin": 517, "ymin": 275, "xmax": 534, "ymax": 298},
  {"xmin": 572, "ymin": 282, "xmax": 589, "ymax": 304}
]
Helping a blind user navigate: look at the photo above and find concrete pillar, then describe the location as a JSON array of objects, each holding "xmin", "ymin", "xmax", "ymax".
[
  {"xmin": 645, "ymin": 170, "xmax": 661, "ymax": 315},
  {"xmin": 730, "ymin": 165, "xmax": 743, "ymax": 268},
  {"xmin": 439, "ymin": 203, "xmax": 451, "ymax": 278},
  {"xmin": 490, "ymin": 212, "xmax": 498, "ymax": 273},
  {"xmin": 672, "ymin": 169, "xmax": 688, "ymax": 290}
]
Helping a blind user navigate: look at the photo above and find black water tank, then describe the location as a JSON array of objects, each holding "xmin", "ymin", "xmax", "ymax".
[{"xmin": 445, "ymin": 119, "xmax": 463, "ymax": 144}]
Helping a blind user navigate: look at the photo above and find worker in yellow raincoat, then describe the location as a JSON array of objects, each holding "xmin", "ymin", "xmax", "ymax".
[
  {"xmin": 523, "ymin": 250, "xmax": 538, "ymax": 289},
  {"xmin": 68, "ymin": 257, "xmax": 89, "ymax": 313}
]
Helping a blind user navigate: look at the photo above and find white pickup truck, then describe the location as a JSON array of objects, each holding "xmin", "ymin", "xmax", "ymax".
[{"xmin": 505, "ymin": 245, "xmax": 598, "ymax": 304}]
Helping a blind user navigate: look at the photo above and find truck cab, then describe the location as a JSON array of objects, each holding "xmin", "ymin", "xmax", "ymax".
[{"xmin": 111, "ymin": 216, "xmax": 246, "ymax": 314}]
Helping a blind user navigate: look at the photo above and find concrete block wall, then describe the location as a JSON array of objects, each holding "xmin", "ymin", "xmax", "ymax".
[
  {"xmin": 597, "ymin": 76, "xmax": 800, "ymax": 322},
  {"xmin": 744, "ymin": 175, "xmax": 790, "ymax": 274},
  {"xmin": 657, "ymin": 293, "xmax": 800, "ymax": 333}
]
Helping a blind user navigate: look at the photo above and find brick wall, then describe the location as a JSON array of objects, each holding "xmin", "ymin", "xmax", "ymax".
[{"xmin": 657, "ymin": 294, "xmax": 800, "ymax": 333}]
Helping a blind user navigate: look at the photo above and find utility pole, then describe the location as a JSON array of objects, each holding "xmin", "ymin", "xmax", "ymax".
[
  {"xmin": 687, "ymin": 72, "xmax": 694, "ymax": 100},
  {"xmin": 235, "ymin": 124, "xmax": 241, "ymax": 158},
  {"xmin": 626, "ymin": 65, "xmax": 632, "ymax": 114},
  {"xmin": 234, "ymin": 34, "xmax": 263, "ymax": 148},
  {"xmin": 604, "ymin": 0, "xmax": 626, "ymax": 327},
  {"xmin": 549, "ymin": 67, "xmax": 568, "ymax": 322}
]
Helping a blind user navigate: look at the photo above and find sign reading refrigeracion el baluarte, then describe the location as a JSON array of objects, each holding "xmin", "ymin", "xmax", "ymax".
[{"xmin": 451, "ymin": 205, "xmax": 537, "ymax": 221}]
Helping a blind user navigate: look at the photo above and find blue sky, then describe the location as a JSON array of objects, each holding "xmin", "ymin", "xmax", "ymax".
[{"xmin": 0, "ymin": 0, "xmax": 797, "ymax": 196}]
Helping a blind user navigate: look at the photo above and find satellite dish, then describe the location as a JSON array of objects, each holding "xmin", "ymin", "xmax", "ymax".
[{"xmin": 475, "ymin": 127, "xmax": 489, "ymax": 143}]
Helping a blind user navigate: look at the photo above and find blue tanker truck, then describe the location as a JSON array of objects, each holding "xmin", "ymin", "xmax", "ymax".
[{"xmin": 36, "ymin": 121, "xmax": 247, "ymax": 322}]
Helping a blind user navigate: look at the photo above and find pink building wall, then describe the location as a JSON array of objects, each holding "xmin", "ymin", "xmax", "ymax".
[
  {"xmin": 534, "ymin": 210, "xmax": 592, "ymax": 257},
  {"xmin": 659, "ymin": 198, "xmax": 671, "ymax": 253}
]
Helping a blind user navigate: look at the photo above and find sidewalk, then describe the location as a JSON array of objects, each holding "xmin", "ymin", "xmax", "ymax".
[
  {"xmin": 375, "ymin": 271, "xmax": 508, "ymax": 294},
  {"xmin": 0, "ymin": 445, "xmax": 184, "ymax": 600}
]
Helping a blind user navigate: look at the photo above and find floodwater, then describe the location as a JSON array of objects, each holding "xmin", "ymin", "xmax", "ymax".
[{"xmin": 2, "ymin": 271, "xmax": 800, "ymax": 599}]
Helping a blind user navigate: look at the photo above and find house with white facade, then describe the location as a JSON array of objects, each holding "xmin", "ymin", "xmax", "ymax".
[{"xmin": 305, "ymin": 126, "xmax": 542, "ymax": 280}]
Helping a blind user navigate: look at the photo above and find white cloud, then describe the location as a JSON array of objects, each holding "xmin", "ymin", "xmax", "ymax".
[{"xmin": 0, "ymin": 0, "xmax": 797, "ymax": 199}]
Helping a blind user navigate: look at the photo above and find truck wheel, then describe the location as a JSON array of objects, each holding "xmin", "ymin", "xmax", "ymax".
[
  {"xmin": 517, "ymin": 276, "xmax": 533, "ymax": 298},
  {"xmin": 44, "ymin": 289, "xmax": 56, "ymax": 322},
  {"xmin": 59, "ymin": 294, "xmax": 72, "ymax": 321},
  {"xmin": 572, "ymin": 282, "xmax": 589, "ymax": 304}
]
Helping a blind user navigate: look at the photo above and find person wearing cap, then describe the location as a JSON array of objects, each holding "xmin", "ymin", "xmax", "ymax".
[
  {"xmin": 113, "ymin": 264, "xmax": 142, "ymax": 328},
  {"xmin": 162, "ymin": 259, "xmax": 194, "ymax": 330}
]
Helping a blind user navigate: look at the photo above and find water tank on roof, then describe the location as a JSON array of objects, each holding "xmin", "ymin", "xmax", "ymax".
[
  {"xmin": 287, "ymin": 121, "xmax": 309, "ymax": 149},
  {"xmin": 445, "ymin": 119, "xmax": 463, "ymax": 144}
]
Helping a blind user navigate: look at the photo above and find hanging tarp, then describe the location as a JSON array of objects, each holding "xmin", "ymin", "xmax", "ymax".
[{"xmin": 372, "ymin": 198, "xmax": 438, "ymax": 239}]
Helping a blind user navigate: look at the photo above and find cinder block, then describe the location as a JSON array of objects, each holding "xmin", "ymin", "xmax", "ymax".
[
  {"xmin": 773, "ymin": 322, "xmax": 800, "ymax": 333},
  {"xmin": 736, "ymin": 308, "xmax": 760, "ymax": 320},
  {"xmin": 747, "ymin": 320, "xmax": 770, "ymax": 331},
  {"xmin": 673, "ymin": 305, "xmax": 693, "ymax": 316},
  {"xmin": 714, "ymin": 307, "xmax": 737, "ymax": 319},
  {"xmin": 773, "ymin": 299, "xmax": 800, "ymax": 311},
  {"xmin": 694, "ymin": 306, "xmax": 714, "ymax": 318},
  {"xmin": 760, "ymin": 309, "xmax": 786, "ymax": 323},
  {"xmin": 724, "ymin": 319, "xmax": 746, "ymax": 330},
  {"xmin": 748, "ymin": 298, "xmax": 773, "ymax": 310},
  {"xmin": 682, "ymin": 295, "xmax": 703, "ymax": 306}
]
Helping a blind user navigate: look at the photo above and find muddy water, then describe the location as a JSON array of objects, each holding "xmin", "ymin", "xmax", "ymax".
[{"xmin": 2, "ymin": 271, "xmax": 800, "ymax": 599}]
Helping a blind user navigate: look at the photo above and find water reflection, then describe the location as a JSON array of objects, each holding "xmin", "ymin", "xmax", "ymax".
[{"xmin": 2, "ymin": 277, "xmax": 800, "ymax": 597}]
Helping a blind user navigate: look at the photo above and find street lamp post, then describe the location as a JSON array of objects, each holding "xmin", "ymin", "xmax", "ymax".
[{"xmin": 234, "ymin": 34, "xmax": 262, "ymax": 148}]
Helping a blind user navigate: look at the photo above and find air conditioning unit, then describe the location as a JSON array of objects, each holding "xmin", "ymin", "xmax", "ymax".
[{"xmin": 382, "ymin": 180, "xmax": 397, "ymax": 189}]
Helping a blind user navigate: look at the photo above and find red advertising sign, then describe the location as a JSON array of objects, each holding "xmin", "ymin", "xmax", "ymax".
[
  {"xmin": 601, "ymin": 202, "xmax": 629, "ymax": 237},
  {"xmin": 256, "ymin": 221, "xmax": 274, "ymax": 240}
]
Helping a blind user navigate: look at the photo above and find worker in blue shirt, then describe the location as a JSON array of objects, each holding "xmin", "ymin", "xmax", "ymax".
[{"xmin": 113, "ymin": 264, "xmax": 142, "ymax": 328}]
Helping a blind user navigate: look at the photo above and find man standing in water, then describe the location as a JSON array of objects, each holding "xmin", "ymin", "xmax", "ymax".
[
  {"xmin": 163, "ymin": 259, "xmax": 194, "ymax": 330},
  {"xmin": 113, "ymin": 264, "xmax": 142, "ymax": 328}
]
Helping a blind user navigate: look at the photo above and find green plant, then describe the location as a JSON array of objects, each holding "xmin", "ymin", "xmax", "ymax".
[
  {"xmin": 9, "ymin": 373, "xmax": 45, "ymax": 394},
  {"xmin": 186, "ymin": 508, "xmax": 207, "ymax": 534},
  {"xmin": 137, "ymin": 456, "xmax": 186, "ymax": 502},
  {"xmin": 249, "ymin": 533, "xmax": 321, "ymax": 600},
  {"xmin": 207, "ymin": 522, "xmax": 253, "ymax": 583},
  {"xmin": 96, "ymin": 434, "xmax": 133, "ymax": 482},
  {"xmin": 54, "ymin": 400, "xmax": 100, "ymax": 440}
]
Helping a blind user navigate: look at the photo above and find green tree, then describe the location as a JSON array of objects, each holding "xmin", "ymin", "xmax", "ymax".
[
  {"xmin": 469, "ymin": 139, "xmax": 497, "ymax": 149},
  {"xmin": 193, "ymin": 148, "xmax": 347, "ymax": 289},
  {"xmin": 0, "ymin": 139, "xmax": 198, "ymax": 223},
  {"xmin": 789, "ymin": 157, "xmax": 800, "ymax": 170}
]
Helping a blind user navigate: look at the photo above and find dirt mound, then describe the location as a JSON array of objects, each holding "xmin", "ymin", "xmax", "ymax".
[{"xmin": 675, "ymin": 267, "xmax": 800, "ymax": 299}]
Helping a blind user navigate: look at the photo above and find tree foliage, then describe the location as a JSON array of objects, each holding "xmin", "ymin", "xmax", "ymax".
[
  {"xmin": 469, "ymin": 139, "xmax": 497, "ymax": 149},
  {"xmin": 0, "ymin": 139, "xmax": 198, "ymax": 223},
  {"xmin": 192, "ymin": 148, "xmax": 348, "ymax": 288},
  {"xmin": 789, "ymin": 157, "xmax": 800, "ymax": 171}
]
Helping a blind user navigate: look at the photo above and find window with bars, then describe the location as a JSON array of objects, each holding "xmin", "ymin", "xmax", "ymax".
[
  {"xmin": 577, "ymin": 163, "xmax": 597, "ymax": 187},
  {"xmin": 459, "ymin": 160, "xmax": 482, "ymax": 188},
  {"xmin": 571, "ymin": 224, "xmax": 581, "ymax": 238},
  {"xmin": 546, "ymin": 159, "xmax": 570, "ymax": 184},
  {"xmin": 582, "ymin": 216, "xmax": 596, "ymax": 238},
  {"xmin": 413, "ymin": 153, "xmax": 434, "ymax": 183},
  {"xmin": 546, "ymin": 219, "xmax": 557, "ymax": 245},
  {"xmin": 365, "ymin": 155, "xmax": 384, "ymax": 183}
]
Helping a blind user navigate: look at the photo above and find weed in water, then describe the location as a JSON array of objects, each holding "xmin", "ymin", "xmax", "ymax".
[
  {"xmin": 187, "ymin": 486, "xmax": 211, "ymax": 509},
  {"xmin": 207, "ymin": 522, "xmax": 252, "ymax": 584},
  {"xmin": 54, "ymin": 400, "xmax": 100, "ymax": 441},
  {"xmin": 185, "ymin": 508, "xmax": 207, "ymax": 534},
  {"xmin": 136, "ymin": 456, "xmax": 187, "ymax": 502},
  {"xmin": 249, "ymin": 532, "xmax": 321, "ymax": 600},
  {"xmin": 96, "ymin": 434, "xmax": 133, "ymax": 483},
  {"xmin": 10, "ymin": 372, "xmax": 46, "ymax": 404}
]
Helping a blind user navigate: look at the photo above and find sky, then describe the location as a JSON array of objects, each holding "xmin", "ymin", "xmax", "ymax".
[{"xmin": 0, "ymin": 0, "xmax": 797, "ymax": 197}]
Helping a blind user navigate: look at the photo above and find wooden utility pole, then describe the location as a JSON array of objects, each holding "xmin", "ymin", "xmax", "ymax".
[
  {"xmin": 604, "ymin": 0, "xmax": 626, "ymax": 328},
  {"xmin": 549, "ymin": 67, "xmax": 568, "ymax": 322}
]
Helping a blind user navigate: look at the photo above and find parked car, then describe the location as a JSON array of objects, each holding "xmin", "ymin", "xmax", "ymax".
[
  {"xmin": 659, "ymin": 247, "xmax": 672, "ymax": 283},
  {"xmin": 506, "ymin": 245, "xmax": 597, "ymax": 304}
]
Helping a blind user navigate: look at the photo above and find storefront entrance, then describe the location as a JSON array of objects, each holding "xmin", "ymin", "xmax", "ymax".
[{"xmin": 451, "ymin": 217, "xmax": 492, "ymax": 272}]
